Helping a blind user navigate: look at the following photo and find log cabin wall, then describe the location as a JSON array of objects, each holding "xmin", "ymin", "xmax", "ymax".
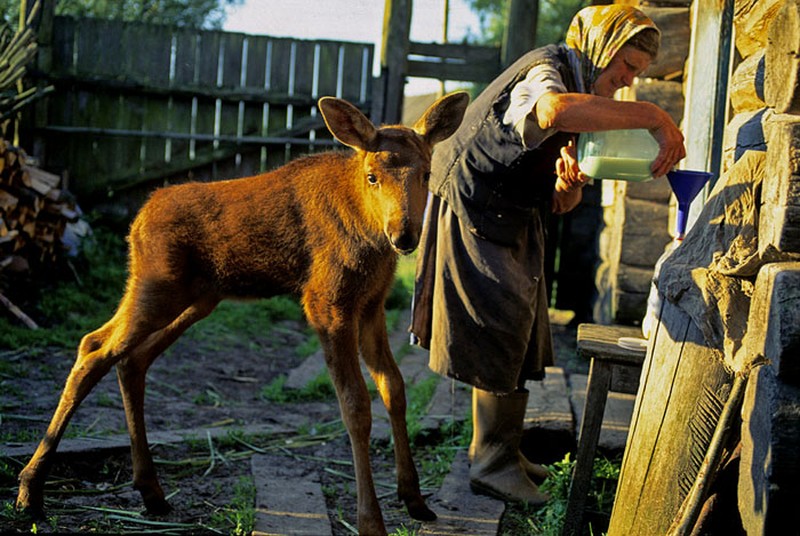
[
  {"xmin": 606, "ymin": 0, "xmax": 800, "ymax": 532},
  {"xmin": 737, "ymin": 0, "xmax": 800, "ymax": 532},
  {"xmin": 594, "ymin": 0, "xmax": 692, "ymax": 325}
]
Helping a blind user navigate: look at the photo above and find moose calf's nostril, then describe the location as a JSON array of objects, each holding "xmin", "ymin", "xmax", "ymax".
[{"xmin": 392, "ymin": 232, "xmax": 419, "ymax": 254}]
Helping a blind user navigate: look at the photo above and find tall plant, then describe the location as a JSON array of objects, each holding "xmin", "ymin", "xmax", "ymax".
[{"xmin": 0, "ymin": 0, "xmax": 51, "ymax": 124}]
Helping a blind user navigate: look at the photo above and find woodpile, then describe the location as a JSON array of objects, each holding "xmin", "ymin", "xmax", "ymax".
[{"xmin": 0, "ymin": 136, "xmax": 78, "ymax": 280}]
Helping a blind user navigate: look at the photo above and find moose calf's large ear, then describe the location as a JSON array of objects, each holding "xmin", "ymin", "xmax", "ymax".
[
  {"xmin": 318, "ymin": 97, "xmax": 378, "ymax": 151},
  {"xmin": 414, "ymin": 91, "xmax": 469, "ymax": 146}
]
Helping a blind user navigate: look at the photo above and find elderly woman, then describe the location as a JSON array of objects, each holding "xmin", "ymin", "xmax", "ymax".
[{"xmin": 411, "ymin": 5, "xmax": 686, "ymax": 504}]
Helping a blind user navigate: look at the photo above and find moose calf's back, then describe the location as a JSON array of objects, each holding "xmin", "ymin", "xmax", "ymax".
[{"xmin": 129, "ymin": 151, "xmax": 384, "ymax": 300}]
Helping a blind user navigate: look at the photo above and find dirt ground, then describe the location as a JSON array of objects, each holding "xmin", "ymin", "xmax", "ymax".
[{"xmin": 0, "ymin": 315, "xmax": 582, "ymax": 535}]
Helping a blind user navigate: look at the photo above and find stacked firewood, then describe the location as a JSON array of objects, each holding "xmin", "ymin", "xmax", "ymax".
[{"xmin": 0, "ymin": 138, "xmax": 78, "ymax": 275}]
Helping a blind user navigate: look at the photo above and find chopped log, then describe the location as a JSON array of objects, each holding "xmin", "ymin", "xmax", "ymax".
[
  {"xmin": 25, "ymin": 165, "xmax": 60, "ymax": 195},
  {"xmin": 0, "ymin": 137, "xmax": 78, "ymax": 280},
  {"xmin": 0, "ymin": 188, "xmax": 18, "ymax": 212},
  {"xmin": 721, "ymin": 108, "xmax": 772, "ymax": 174}
]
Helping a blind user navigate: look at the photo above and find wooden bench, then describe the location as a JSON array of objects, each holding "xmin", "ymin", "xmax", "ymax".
[{"xmin": 562, "ymin": 323, "xmax": 647, "ymax": 536}]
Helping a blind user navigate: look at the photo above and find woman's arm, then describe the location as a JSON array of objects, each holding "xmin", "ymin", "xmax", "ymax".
[{"xmin": 535, "ymin": 92, "xmax": 686, "ymax": 178}]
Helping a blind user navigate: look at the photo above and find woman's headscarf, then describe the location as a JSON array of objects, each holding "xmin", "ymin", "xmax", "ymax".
[{"xmin": 564, "ymin": 5, "xmax": 659, "ymax": 93}]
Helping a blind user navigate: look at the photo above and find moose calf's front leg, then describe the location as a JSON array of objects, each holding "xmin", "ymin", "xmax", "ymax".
[
  {"xmin": 318, "ymin": 325, "xmax": 388, "ymax": 535},
  {"xmin": 359, "ymin": 306, "xmax": 436, "ymax": 522}
]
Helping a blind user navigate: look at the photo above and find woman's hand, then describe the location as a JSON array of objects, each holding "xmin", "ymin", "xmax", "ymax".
[
  {"xmin": 649, "ymin": 110, "xmax": 686, "ymax": 177},
  {"xmin": 552, "ymin": 182, "xmax": 583, "ymax": 214},
  {"xmin": 555, "ymin": 139, "xmax": 589, "ymax": 192}
]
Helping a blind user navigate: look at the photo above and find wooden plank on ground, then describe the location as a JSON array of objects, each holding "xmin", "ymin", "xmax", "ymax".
[{"xmin": 251, "ymin": 453, "xmax": 332, "ymax": 536}]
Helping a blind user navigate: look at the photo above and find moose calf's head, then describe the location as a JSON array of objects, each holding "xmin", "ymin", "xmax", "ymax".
[{"xmin": 318, "ymin": 92, "xmax": 468, "ymax": 254}]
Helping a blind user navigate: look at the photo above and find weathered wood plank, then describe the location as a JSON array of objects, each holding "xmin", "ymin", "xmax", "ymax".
[
  {"xmin": 623, "ymin": 175, "xmax": 672, "ymax": 203},
  {"xmin": 34, "ymin": 16, "xmax": 373, "ymax": 201},
  {"xmin": 216, "ymin": 32, "xmax": 246, "ymax": 178},
  {"xmin": 740, "ymin": 262, "xmax": 800, "ymax": 532},
  {"xmin": 611, "ymin": 289, "xmax": 648, "ymax": 324},
  {"xmin": 730, "ymin": 49, "xmax": 765, "ymax": 114},
  {"xmin": 721, "ymin": 108, "xmax": 771, "ymax": 174},
  {"xmin": 640, "ymin": 7, "xmax": 690, "ymax": 80},
  {"xmin": 407, "ymin": 39, "xmax": 500, "ymax": 84},
  {"xmin": 340, "ymin": 42, "xmax": 371, "ymax": 105},
  {"xmin": 739, "ymin": 364, "xmax": 800, "ymax": 535},
  {"xmin": 49, "ymin": 15, "xmax": 75, "ymax": 76},
  {"xmin": 760, "ymin": 114, "xmax": 800, "ymax": 259},
  {"xmin": 380, "ymin": 0, "xmax": 411, "ymax": 124},
  {"xmin": 616, "ymin": 263, "xmax": 655, "ymax": 294},
  {"xmin": 315, "ymin": 42, "xmax": 339, "ymax": 100},
  {"xmin": 764, "ymin": 0, "xmax": 800, "ymax": 114},
  {"xmin": 609, "ymin": 299, "xmax": 734, "ymax": 534},
  {"xmin": 745, "ymin": 262, "xmax": 800, "ymax": 382},
  {"xmin": 408, "ymin": 41, "xmax": 500, "ymax": 64},
  {"xmin": 734, "ymin": 0, "xmax": 782, "ymax": 58}
]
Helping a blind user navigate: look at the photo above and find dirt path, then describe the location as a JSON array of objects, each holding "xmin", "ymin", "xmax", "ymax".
[{"xmin": 1, "ymin": 315, "xmax": 582, "ymax": 534}]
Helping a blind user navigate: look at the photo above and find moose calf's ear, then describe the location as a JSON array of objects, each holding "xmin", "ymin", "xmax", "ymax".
[
  {"xmin": 318, "ymin": 97, "xmax": 378, "ymax": 151},
  {"xmin": 414, "ymin": 91, "xmax": 469, "ymax": 146}
]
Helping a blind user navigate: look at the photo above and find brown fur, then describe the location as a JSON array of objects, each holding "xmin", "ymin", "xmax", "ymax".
[{"xmin": 16, "ymin": 92, "xmax": 469, "ymax": 535}]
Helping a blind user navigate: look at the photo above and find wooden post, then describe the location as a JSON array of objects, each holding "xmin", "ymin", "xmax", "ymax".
[
  {"xmin": 377, "ymin": 0, "xmax": 411, "ymax": 125},
  {"xmin": 27, "ymin": 0, "xmax": 56, "ymax": 164},
  {"xmin": 501, "ymin": 0, "xmax": 538, "ymax": 68},
  {"xmin": 680, "ymin": 0, "xmax": 734, "ymax": 215}
]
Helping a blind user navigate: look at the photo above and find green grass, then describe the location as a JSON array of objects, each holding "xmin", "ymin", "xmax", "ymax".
[
  {"xmin": 500, "ymin": 453, "xmax": 621, "ymax": 535},
  {"xmin": 209, "ymin": 476, "xmax": 256, "ymax": 535}
]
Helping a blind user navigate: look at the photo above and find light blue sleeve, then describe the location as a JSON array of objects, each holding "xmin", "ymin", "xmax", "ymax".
[{"xmin": 502, "ymin": 63, "xmax": 568, "ymax": 149}]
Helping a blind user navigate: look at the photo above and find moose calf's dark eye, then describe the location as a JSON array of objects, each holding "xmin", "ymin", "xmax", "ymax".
[
  {"xmin": 423, "ymin": 171, "xmax": 431, "ymax": 182},
  {"xmin": 367, "ymin": 173, "xmax": 378, "ymax": 185}
]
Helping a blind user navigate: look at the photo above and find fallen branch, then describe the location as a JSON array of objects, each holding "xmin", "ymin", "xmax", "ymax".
[{"xmin": 0, "ymin": 290, "xmax": 37, "ymax": 328}]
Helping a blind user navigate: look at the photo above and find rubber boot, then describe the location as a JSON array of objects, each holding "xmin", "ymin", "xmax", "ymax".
[
  {"xmin": 520, "ymin": 451, "xmax": 550, "ymax": 483},
  {"xmin": 468, "ymin": 388, "xmax": 550, "ymax": 482},
  {"xmin": 468, "ymin": 387, "xmax": 549, "ymax": 505}
]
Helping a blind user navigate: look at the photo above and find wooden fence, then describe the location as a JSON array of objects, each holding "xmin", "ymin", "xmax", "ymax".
[{"xmin": 23, "ymin": 16, "xmax": 373, "ymax": 213}]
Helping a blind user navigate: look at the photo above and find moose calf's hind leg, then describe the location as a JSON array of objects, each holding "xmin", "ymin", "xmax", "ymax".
[
  {"xmin": 16, "ymin": 322, "xmax": 124, "ymax": 515},
  {"xmin": 114, "ymin": 298, "xmax": 220, "ymax": 514}
]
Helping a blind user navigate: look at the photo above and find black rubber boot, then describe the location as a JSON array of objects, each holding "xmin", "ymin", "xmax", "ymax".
[{"xmin": 468, "ymin": 387, "xmax": 549, "ymax": 505}]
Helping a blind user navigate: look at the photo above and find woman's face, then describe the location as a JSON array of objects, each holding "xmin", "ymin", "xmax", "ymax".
[{"xmin": 592, "ymin": 45, "xmax": 653, "ymax": 98}]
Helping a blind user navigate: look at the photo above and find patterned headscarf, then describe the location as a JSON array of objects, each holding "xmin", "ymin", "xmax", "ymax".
[{"xmin": 565, "ymin": 5, "xmax": 659, "ymax": 93}]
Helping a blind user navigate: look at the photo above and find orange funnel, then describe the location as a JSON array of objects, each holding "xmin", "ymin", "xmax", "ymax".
[{"xmin": 667, "ymin": 170, "xmax": 713, "ymax": 238}]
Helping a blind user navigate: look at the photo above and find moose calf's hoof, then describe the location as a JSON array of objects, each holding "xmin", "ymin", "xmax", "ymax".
[
  {"xmin": 16, "ymin": 477, "xmax": 46, "ymax": 519},
  {"xmin": 143, "ymin": 496, "xmax": 172, "ymax": 516},
  {"xmin": 406, "ymin": 498, "xmax": 437, "ymax": 522}
]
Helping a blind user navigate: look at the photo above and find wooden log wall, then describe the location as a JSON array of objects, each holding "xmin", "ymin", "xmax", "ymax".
[
  {"xmin": 736, "ymin": 0, "xmax": 800, "ymax": 531},
  {"xmin": 608, "ymin": 0, "xmax": 799, "ymax": 533},
  {"xmin": 23, "ymin": 16, "xmax": 373, "ymax": 219},
  {"xmin": 594, "ymin": 2, "xmax": 691, "ymax": 325}
]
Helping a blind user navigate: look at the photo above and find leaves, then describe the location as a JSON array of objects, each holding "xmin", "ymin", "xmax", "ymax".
[{"xmin": 0, "ymin": 0, "xmax": 244, "ymax": 29}]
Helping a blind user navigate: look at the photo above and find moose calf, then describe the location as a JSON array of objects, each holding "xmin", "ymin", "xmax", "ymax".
[{"xmin": 16, "ymin": 92, "xmax": 469, "ymax": 535}]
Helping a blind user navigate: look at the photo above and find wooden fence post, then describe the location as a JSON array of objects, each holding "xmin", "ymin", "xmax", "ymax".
[
  {"xmin": 501, "ymin": 0, "xmax": 538, "ymax": 67},
  {"xmin": 377, "ymin": 0, "xmax": 411, "ymax": 125}
]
